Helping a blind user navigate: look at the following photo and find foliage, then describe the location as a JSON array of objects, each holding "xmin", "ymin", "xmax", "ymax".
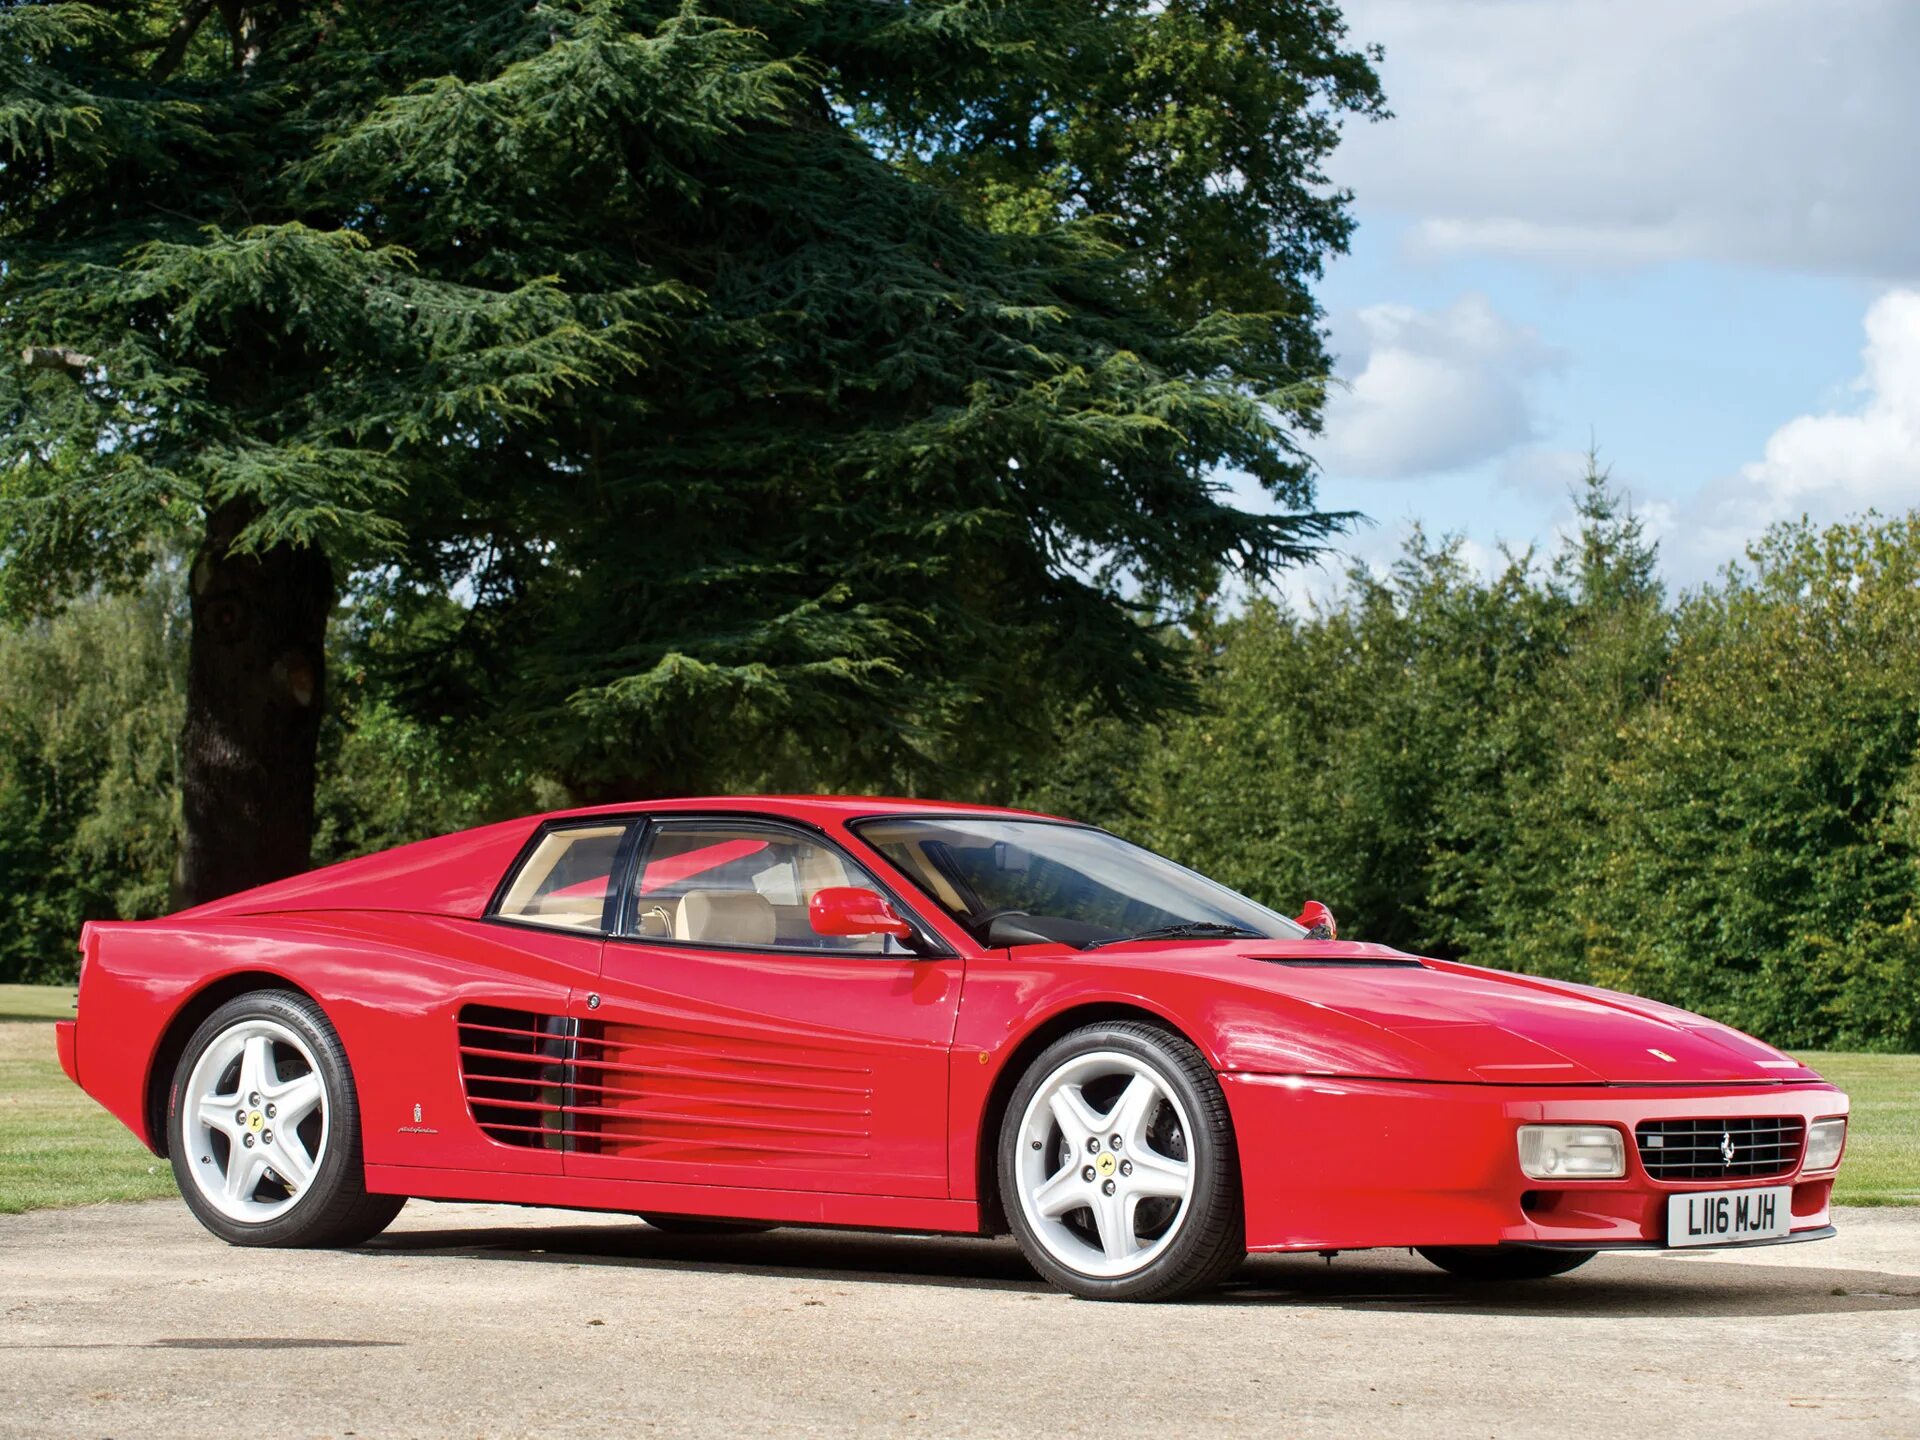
[
  {"xmin": 310, "ymin": 599, "xmax": 558, "ymax": 866},
  {"xmin": 7, "ymin": 4, "xmax": 1911, "ymax": 1053},
  {"xmin": 849, "ymin": 0, "xmax": 1386, "ymax": 441},
  {"xmin": 0, "ymin": 581, "xmax": 532, "ymax": 981},
  {"xmin": 1582, "ymin": 520, "xmax": 1920, "ymax": 1049},
  {"xmin": 0, "ymin": 578, "xmax": 184, "ymax": 982},
  {"xmin": 1, "ymin": 0, "xmax": 1383, "ymax": 853},
  {"xmin": 1039, "ymin": 476, "xmax": 1920, "ymax": 1051},
  {"xmin": 4, "ymin": 481, "xmax": 1919, "ymax": 1053}
]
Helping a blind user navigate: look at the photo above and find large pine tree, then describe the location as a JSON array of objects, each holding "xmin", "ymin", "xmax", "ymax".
[{"xmin": 2, "ymin": 1, "xmax": 1384, "ymax": 902}]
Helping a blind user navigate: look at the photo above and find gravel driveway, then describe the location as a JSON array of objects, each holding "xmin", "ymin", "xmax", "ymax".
[{"xmin": 3, "ymin": 1200, "xmax": 1917, "ymax": 1437}]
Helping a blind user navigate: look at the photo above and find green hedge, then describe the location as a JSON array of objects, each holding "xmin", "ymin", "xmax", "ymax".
[
  {"xmin": 1027, "ymin": 482, "xmax": 1920, "ymax": 1051},
  {"xmin": 7, "ymin": 481, "xmax": 1918, "ymax": 1051}
]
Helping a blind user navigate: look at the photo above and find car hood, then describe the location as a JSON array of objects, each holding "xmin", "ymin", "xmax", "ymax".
[{"xmin": 1113, "ymin": 940, "xmax": 1821, "ymax": 1085}]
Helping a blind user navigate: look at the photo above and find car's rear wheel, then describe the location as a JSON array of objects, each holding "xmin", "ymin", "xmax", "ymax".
[
  {"xmin": 998, "ymin": 1021, "xmax": 1244, "ymax": 1301},
  {"xmin": 1417, "ymin": 1245, "xmax": 1596, "ymax": 1280},
  {"xmin": 639, "ymin": 1214, "xmax": 779, "ymax": 1236},
  {"xmin": 169, "ymin": 990, "xmax": 404, "ymax": 1247}
]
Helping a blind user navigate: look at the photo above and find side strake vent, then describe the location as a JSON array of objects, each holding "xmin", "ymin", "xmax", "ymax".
[
  {"xmin": 457, "ymin": 1006, "xmax": 577, "ymax": 1149},
  {"xmin": 573, "ymin": 1022, "xmax": 874, "ymax": 1164},
  {"xmin": 457, "ymin": 1006, "xmax": 875, "ymax": 1163}
]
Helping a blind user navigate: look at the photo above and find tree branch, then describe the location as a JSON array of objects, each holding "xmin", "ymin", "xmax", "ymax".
[
  {"xmin": 21, "ymin": 346, "xmax": 98, "ymax": 378},
  {"xmin": 151, "ymin": 0, "xmax": 215, "ymax": 83}
]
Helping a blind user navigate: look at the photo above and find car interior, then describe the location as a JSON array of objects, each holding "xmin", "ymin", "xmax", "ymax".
[{"xmin": 496, "ymin": 820, "xmax": 911, "ymax": 954}]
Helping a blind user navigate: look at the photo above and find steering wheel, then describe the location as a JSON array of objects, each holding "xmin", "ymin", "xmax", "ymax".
[{"xmin": 968, "ymin": 907, "xmax": 1031, "ymax": 927}]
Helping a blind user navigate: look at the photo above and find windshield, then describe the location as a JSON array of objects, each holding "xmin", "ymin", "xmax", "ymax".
[{"xmin": 854, "ymin": 817, "xmax": 1303, "ymax": 948}]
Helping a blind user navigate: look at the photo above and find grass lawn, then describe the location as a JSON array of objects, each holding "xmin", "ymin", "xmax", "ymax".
[
  {"xmin": 0, "ymin": 983, "xmax": 175, "ymax": 1214},
  {"xmin": 0, "ymin": 982, "xmax": 1913, "ymax": 1213},
  {"xmin": 1800, "ymin": 1051, "xmax": 1920, "ymax": 1205}
]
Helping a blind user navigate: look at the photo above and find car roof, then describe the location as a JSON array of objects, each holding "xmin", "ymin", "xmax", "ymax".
[
  {"xmin": 172, "ymin": 795, "xmax": 1077, "ymax": 925},
  {"xmin": 538, "ymin": 794, "xmax": 1072, "ymax": 825}
]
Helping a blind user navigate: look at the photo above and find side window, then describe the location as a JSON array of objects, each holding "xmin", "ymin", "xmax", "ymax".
[
  {"xmin": 630, "ymin": 822, "xmax": 912, "ymax": 954},
  {"xmin": 496, "ymin": 824, "xmax": 630, "ymax": 932}
]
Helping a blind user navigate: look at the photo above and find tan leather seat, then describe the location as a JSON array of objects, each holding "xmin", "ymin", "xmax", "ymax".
[
  {"xmin": 673, "ymin": 889, "xmax": 777, "ymax": 947},
  {"xmin": 526, "ymin": 893, "xmax": 606, "ymax": 927}
]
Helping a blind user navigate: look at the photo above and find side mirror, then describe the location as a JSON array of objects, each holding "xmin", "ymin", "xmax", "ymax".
[
  {"xmin": 1294, "ymin": 900, "xmax": 1337, "ymax": 941},
  {"xmin": 809, "ymin": 886, "xmax": 914, "ymax": 941}
]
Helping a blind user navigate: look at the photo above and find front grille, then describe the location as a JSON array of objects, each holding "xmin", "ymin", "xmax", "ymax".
[{"xmin": 1635, "ymin": 1116, "xmax": 1804, "ymax": 1181}]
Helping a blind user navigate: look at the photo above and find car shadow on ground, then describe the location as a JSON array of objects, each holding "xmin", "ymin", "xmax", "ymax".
[
  {"xmin": 362, "ymin": 1220, "xmax": 1050, "ymax": 1294},
  {"xmin": 358, "ymin": 1216, "xmax": 1920, "ymax": 1319},
  {"xmin": 1214, "ymin": 1255, "xmax": 1920, "ymax": 1318}
]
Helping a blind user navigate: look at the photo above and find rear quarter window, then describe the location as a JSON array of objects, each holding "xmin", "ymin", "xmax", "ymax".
[{"xmin": 495, "ymin": 824, "xmax": 629, "ymax": 931}]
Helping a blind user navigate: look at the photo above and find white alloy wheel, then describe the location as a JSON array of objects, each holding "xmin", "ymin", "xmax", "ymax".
[
  {"xmin": 182, "ymin": 1018, "xmax": 330, "ymax": 1224},
  {"xmin": 1014, "ymin": 1049, "xmax": 1196, "ymax": 1278}
]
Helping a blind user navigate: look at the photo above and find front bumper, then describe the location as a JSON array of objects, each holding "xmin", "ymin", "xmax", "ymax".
[{"xmin": 1221, "ymin": 1073, "xmax": 1847, "ymax": 1253}]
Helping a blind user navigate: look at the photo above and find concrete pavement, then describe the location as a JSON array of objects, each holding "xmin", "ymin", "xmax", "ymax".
[{"xmin": 3, "ymin": 1200, "xmax": 1917, "ymax": 1437}]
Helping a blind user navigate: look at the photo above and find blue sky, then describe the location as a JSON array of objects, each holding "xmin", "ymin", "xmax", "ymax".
[{"xmin": 1270, "ymin": 0, "xmax": 1920, "ymax": 598}]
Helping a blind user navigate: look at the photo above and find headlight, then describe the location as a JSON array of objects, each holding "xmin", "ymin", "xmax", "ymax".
[
  {"xmin": 1518, "ymin": 1124, "xmax": 1625, "ymax": 1179},
  {"xmin": 1804, "ymin": 1117, "xmax": 1847, "ymax": 1172}
]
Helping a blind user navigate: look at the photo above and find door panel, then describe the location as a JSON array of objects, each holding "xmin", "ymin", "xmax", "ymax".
[
  {"xmin": 402, "ymin": 819, "xmax": 634, "ymax": 1175},
  {"xmin": 572, "ymin": 941, "xmax": 963, "ymax": 1197},
  {"xmin": 319, "ymin": 914, "xmax": 606, "ymax": 1177}
]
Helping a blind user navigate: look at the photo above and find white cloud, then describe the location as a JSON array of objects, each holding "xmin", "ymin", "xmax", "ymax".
[
  {"xmin": 1339, "ymin": 0, "xmax": 1920, "ymax": 277},
  {"xmin": 1672, "ymin": 289, "xmax": 1920, "ymax": 571},
  {"xmin": 1318, "ymin": 293, "xmax": 1559, "ymax": 479},
  {"xmin": 1283, "ymin": 291, "xmax": 1920, "ymax": 598}
]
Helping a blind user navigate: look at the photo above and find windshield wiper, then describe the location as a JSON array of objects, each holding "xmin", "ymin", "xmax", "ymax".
[{"xmin": 1084, "ymin": 922, "xmax": 1266, "ymax": 950}]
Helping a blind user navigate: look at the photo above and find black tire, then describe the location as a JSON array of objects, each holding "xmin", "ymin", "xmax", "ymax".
[
  {"xmin": 997, "ymin": 1021, "xmax": 1244, "ymax": 1301},
  {"xmin": 1417, "ymin": 1245, "xmax": 1597, "ymax": 1280},
  {"xmin": 639, "ymin": 1214, "xmax": 779, "ymax": 1236},
  {"xmin": 168, "ymin": 989, "xmax": 405, "ymax": 1248}
]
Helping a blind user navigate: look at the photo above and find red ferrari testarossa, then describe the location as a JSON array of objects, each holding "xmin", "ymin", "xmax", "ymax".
[{"xmin": 60, "ymin": 796, "xmax": 1849, "ymax": 1300}]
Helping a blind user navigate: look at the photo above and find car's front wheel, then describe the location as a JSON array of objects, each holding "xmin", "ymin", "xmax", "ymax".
[
  {"xmin": 1417, "ymin": 1245, "xmax": 1596, "ymax": 1280},
  {"xmin": 998, "ymin": 1021, "xmax": 1245, "ymax": 1301},
  {"xmin": 169, "ymin": 990, "xmax": 404, "ymax": 1247}
]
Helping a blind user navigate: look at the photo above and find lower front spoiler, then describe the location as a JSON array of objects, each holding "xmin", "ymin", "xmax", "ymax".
[{"xmin": 1513, "ymin": 1224, "xmax": 1837, "ymax": 1252}]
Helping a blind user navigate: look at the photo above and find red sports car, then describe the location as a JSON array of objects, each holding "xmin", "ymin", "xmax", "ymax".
[{"xmin": 59, "ymin": 796, "xmax": 1849, "ymax": 1300}]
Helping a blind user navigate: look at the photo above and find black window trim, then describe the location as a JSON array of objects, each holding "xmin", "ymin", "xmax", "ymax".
[{"xmin": 603, "ymin": 812, "xmax": 957, "ymax": 961}]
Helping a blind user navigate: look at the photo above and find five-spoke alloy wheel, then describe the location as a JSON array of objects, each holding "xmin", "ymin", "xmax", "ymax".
[
  {"xmin": 999, "ymin": 1022, "xmax": 1244, "ymax": 1301},
  {"xmin": 169, "ymin": 990, "xmax": 404, "ymax": 1247},
  {"xmin": 183, "ymin": 1016, "xmax": 329, "ymax": 1223}
]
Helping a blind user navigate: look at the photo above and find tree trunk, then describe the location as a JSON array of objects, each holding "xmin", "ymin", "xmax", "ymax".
[{"xmin": 177, "ymin": 502, "xmax": 333, "ymax": 906}]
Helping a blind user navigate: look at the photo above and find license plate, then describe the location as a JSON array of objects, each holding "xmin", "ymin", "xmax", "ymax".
[{"xmin": 1666, "ymin": 1186, "xmax": 1792, "ymax": 1247}]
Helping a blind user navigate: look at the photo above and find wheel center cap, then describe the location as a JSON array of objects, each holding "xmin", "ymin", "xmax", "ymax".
[
  {"xmin": 1095, "ymin": 1152, "xmax": 1117, "ymax": 1178},
  {"xmin": 248, "ymin": 1112, "xmax": 264, "ymax": 1132}
]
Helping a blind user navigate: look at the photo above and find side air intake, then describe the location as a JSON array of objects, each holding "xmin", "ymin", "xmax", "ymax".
[
  {"xmin": 454, "ymin": 1005, "xmax": 874, "ymax": 1163},
  {"xmin": 456, "ymin": 1005, "xmax": 577, "ymax": 1149}
]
